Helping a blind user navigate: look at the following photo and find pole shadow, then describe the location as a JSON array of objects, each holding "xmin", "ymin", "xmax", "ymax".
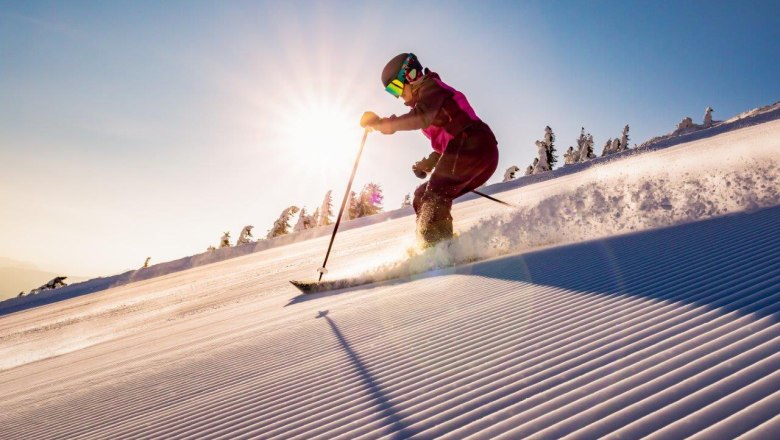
[{"xmin": 317, "ymin": 310, "xmax": 411, "ymax": 438}]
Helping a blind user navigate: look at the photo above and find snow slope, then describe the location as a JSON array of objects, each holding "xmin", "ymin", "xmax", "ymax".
[
  {"xmin": 0, "ymin": 109, "xmax": 779, "ymax": 439},
  {"xmin": 6, "ymin": 103, "xmax": 778, "ymax": 313}
]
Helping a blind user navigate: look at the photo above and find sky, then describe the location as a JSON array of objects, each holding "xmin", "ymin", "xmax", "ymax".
[{"xmin": 1, "ymin": 0, "xmax": 778, "ymax": 277}]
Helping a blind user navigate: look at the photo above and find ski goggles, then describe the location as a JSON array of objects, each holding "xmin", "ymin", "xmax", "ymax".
[
  {"xmin": 385, "ymin": 77, "xmax": 405, "ymax": 98},
  {"xmin": 384, "ymin": 53, "xmax": 416, "ymax": 98}
]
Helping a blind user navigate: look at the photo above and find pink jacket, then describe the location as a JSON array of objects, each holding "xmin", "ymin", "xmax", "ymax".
[{"xmin": 381, "ymin": 71, "xmax": 483, "ymax": 153}]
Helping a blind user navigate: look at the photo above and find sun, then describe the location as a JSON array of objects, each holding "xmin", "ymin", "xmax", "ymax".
[{"xmin": 276, "ymin": 99, "xmax": 363, "ymax": 176}]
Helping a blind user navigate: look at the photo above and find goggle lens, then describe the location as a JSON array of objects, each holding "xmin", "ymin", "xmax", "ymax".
[{"xmin": 385, "ymin": 78, "xmax": 404, "ymax": 97}]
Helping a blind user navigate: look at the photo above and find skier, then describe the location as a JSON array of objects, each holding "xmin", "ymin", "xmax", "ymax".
[{"xmin": 360, "ymin": 53, "xmax": 499, "ymax": 247}]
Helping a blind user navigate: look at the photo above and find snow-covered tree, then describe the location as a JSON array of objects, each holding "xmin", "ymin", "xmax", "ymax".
[
  {"xmin": 341, "ymin": 191, "xmax": 358, "ymax": 222},
  {"xmin": 703, "ymin": 107, "xmax": 714, "ymax": 128},
  {"xmin": 207, "ymin": 245, "xmax": 216, "ymax": 252},
  {"xmin": 575, "ymin": 129, "xmax": 595, "ymax": 162},
  {"xmin": 294, "ymin": 208, "xmax": 317, "ymax": 232},
  {"xmin": 293, "ymin": 209, "xmax": 306, "ymax": 232},
  {"xmin": 525, "ymin": 158, "xmax": 538, "ymax": 176},
  {"xmin": 219, "ymin": 232, "xmax": 231, "ymax": 248},
  {"xmin": 619, "ymin": 125, "xmax": 630, "ymax": 151},
  {"xmin": 533, "ymin": 140, "xmax": 550, "ymax": 173},
  {"xmin": 575, "ymin": 128, "xmax": 585, "ymax": 151},
  {"xmin": 303, "ymin": 208, "xmax": 317, "ymax": 229},
  {"xmin": 677, "ymin": 116, "xmax": 694, "ymax": 130},
  {"xmin": 267, "ymin": 206, "xmax": 300, "ymax": 239},
  {"xmin": 601, "ymin": 138, "xmax": 613, "ymax": 156},
  {"xmin": 544, "ymin": 126, "xmax": 557, "ymax": 169},
  {"xmin": 311, "ymin": 207, "xmax": 321, "ymax": 227},
  {"xmin": 611, "ymin": 138, "xmax": 621, "ymax": 153},
  {"xmin": 236, "ymin": 225, "xmax": 254, "ymax": 245},
  {"xmin": 29, "ymin": 276, "xmax": 68, "ymax": 295},
  {"xmin": 575, "ymin": 128, "xmax": 586, "ymax": 161},
  {"xmin": 357, "ymin": 183, "xmax": 384, "ymax": 217},
  {"xmin": 503, "ymin": 166, "xmax": 520, "ymax": 182},
  {"xmin": 401, "ymin": 193, "xmax": 412, "ymax": 208},
  {"xmin": 586, "ymin": 134, "xmax": 595, "ymax": 159},
  {"xmin": 525, "ymin": 126, "xmax": 557, "ymax": 175},
  {"xmin": 564, "ymin": 147, "xmax": 576, "ymax": 165},
  {"xmin": 318, "ymin": 191, "xmax": 334, "ymax": 226}
]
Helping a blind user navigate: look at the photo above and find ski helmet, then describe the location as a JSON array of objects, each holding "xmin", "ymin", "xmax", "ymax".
[{"xmin": 381, "ymin": 53, "xmax": 423, "ymax": 88}]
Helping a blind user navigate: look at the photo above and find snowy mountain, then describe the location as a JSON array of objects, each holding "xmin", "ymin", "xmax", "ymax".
[{"xmin": 1, "ymin": 104, "xmax": 779, "ymax": 439}]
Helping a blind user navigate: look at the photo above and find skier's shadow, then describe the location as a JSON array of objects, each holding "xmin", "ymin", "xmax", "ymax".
[{"xmin": 317, "ymin": 310, "xmax": 411, "ymax": 437}]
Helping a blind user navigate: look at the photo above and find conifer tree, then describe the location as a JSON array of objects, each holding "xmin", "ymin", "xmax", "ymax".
[
  {"xmin": 318, "ymin": 190, "xmax": 334, "ymax": 226},
  {"xmin": 358, "ymin": 183, "xmax": 384, "ymax": 217},
  {"xmin": 401, "ymin": 193, "xmax": 412, "ymax": 208},
  {"xmin": 602, "ymin": 138, "xmax": 613, "ymax": 156},
  {"xmin": 576, "ymin": 131, "xmax": 595, "ymax": 162},
  {"xmin": 620, "ymin": 125, "xmax": 630, "ymax": 151},
  {"xmin": 533, "ymin": 140, "xmax": 550, "ymax": 173},
  {"xmin": 219, "ymin": 231, "xmax": 231, "ymax": 248},
  {"xmin": 503, "ymin": 166, "xmax": 520, "ymax": 181},
  {"xmin": 267, "ymin": 206, "xmax": 300, "ymax": 239},
  {"xmin": 564, "ymin": 146, "xmax": 576, "ymax": 165},
  {"xmin": 575, "ymin": 128, "xmax": 587, "ymax": 162},
  {"xmin": 525, "ymin": 158, "xmax": 538, "ymax": 176},
  {"xmin": 703, "ymin": 107, "xmax": 713, "ymax": 128},
  {"xmin": 236, "ymin": 225, "xmax": 254, "ymax": 245},
  {"xmin": 611, "ymin": 138, "xmax": 621, "ymax": 153},
  {"xmin": 305, "ymin": 209, "xmax": 317, "ymax": 229},
  {"xmin": 342, "ymin": 191, "xmax": 358, "ymax": 221},
  {"xmin": 544, "ymin": 126, "xmax": 557, "ymax": 169},
  {"xmin": 586, "ymin": 134, "xmax": 595, "ymax": 159},
  {"xmin": 293, "ymin": 208, "xmax": 308, "ymax": 232},
  {"xmin": 677, "ymin": 116, "xmax": 694, "ymax": 131},
  {"xmin": 311, "ymin": 207, "xmax": 321, "ymax": 227}
]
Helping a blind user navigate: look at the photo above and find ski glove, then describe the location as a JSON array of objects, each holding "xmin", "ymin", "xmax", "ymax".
[
  {"xmin": 360, "ymin": 111, "xmax": 380, "ymax": 128},
  {"xmin": 412, "ymin": 151, "xmax": 441, "ymax": 179},
  {"xmin": 360, "ymin": 111, "xmax": 396, "ymax": 135}
]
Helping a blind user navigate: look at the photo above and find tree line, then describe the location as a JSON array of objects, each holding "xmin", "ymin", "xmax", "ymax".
[{"xmin": 210, "ymin": 183, "xmax": 385, "ymax": 250}]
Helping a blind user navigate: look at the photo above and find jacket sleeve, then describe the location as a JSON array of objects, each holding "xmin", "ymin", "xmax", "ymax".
[{"xmin": 378, "ymin": 78, "xmax": 452, "ymax": 133}]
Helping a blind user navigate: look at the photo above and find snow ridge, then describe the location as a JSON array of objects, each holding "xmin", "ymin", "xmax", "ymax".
[{"xmin": 354, "ymin": 156, "xmax": 779, "ymax": 288}]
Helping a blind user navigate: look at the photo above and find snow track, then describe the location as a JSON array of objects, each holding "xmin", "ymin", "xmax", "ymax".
[{"xmin": 1, "ymin": 115, "xmax": 779, "ymax": 439}]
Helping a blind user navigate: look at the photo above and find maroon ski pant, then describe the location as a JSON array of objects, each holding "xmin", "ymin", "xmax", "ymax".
[{"xmin": 413, "ymin": 123, "xmax": 499, "ymax": 241}]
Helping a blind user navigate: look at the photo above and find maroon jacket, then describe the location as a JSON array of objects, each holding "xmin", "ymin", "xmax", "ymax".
[{"xmin": 378, "ymin": 71, "xmax": 488, "ymax": 153}]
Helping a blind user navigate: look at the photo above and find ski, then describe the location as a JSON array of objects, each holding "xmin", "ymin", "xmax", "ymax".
[
  {"xmin": 290, "ymin": 277, "xmax": 375, "ymax": 294},
  {"xmin": 291, "ymin": 242, "xmax": 459, "ymax": 295}
]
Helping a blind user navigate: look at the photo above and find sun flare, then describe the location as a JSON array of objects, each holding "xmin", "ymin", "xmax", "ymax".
[{"xmin": 277, "ymin": 100, "xmax": 362, "ymax": 175}]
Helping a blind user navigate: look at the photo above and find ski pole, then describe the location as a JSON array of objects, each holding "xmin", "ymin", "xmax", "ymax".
[
  {"xmin": 317, "ymin": 128, "xmax": 370, "ymax": 282},
  {"xmin": 418, "ymin": 168, "xmax": 513, "ymax": 207},
  {"xmin": 471, "ymin": 189, "xmax": 513, "ymax": 207}
]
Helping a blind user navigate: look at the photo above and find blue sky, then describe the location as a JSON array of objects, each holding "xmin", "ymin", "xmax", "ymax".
[{"xmin": 1, "ymin": 0, "xmax": 778, "ymax": 276}]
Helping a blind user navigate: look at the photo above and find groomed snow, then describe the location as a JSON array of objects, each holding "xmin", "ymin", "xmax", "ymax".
[{"xmin": 0, "ymin": 106, "xmax": 779, "ymax": 439}]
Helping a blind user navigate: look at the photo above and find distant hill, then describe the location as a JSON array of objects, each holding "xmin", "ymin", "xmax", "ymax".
[
  {"xmin": 0, "ymin": 257, "xmax": 37, "ymax": 270},
  {"xmin": 0, "ymin": 259, "xmax": 88, "ymax": 301}
]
